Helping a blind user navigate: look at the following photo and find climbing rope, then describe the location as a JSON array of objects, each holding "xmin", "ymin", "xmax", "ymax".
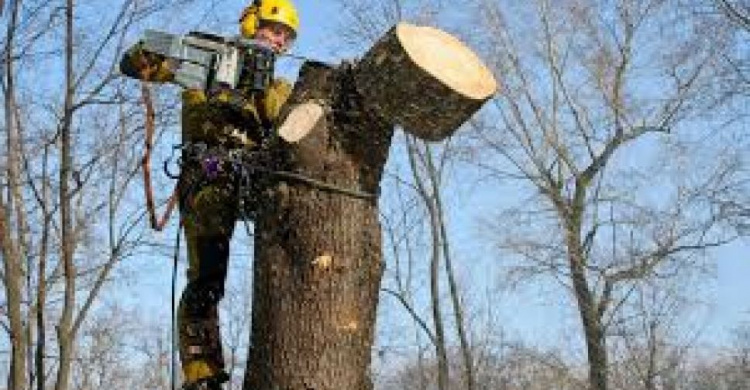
[{"xmin": 140, "ymin": 82, "xmax": 179, "ymax": 231}]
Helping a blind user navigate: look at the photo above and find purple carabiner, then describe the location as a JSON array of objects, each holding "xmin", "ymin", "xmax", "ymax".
[{"xmin": 202, "ymin": 155, "xmax": 221, "ymax": 180}]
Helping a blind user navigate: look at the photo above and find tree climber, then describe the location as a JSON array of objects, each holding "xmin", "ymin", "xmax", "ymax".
[{"xmin": 119, "ymin": 1, "xmax": 299, "ymax": 389}]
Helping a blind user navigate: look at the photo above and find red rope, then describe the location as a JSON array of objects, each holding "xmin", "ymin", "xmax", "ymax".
[{"xmin": 140, "ymin": 81, "xmax": 178, "ymax": 231}]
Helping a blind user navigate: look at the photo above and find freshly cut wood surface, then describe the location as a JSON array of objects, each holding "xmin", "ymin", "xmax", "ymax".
[
  {"xmin": 399, "ymin": 23, "xmax": 496, "ymax": 100},
  {"xmin": 355, "ymin": 22, "xmax": 497, "ymax": 141},
  {"xmin": 278, "ymin": 102, "xmax": 325, "ymax": 143}
]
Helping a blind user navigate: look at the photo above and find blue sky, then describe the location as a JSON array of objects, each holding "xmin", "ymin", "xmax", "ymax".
[
  {"xmin": 710, "ymin": 241, "xmax": 750, "ymax": 344},
  {"xmin": 125, "ymin": 0, "xmax": 750, "ymax": 351}
]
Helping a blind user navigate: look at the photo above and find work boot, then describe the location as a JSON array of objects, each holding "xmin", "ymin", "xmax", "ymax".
[{"xmin": 181, "ymin": 371, "xmax": 230, "ymax": 390}]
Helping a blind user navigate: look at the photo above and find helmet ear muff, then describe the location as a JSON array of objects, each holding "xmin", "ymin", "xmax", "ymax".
[{"xmin": 240, "ymin": 5, "xmax": 260, "ymax": 38}]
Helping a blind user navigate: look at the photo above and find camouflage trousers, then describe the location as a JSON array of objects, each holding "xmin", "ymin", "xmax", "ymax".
[
  {"xmin": 176, "ymin": 142, "xmax": 273, "ymax": 379},
  {"xmin": 177, "ymin": 163, "xmax": 239, "ymax": 378}
]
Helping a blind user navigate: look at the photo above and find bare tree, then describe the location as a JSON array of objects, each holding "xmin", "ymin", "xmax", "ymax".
[
  {"xmin": 405, "ymin": 135, "xmax": 476, "ymax": 390},
  {"xmin": 131, "ymin": 319, "xmax": 173, "ymax": 390},
  {"xmin": 681, "ymin": 322, "xmax": 750, "ymax": 390},
  {"xmin": 607, "ymin": 279, "xmax": 699, "ymax": 390},
  {"xmin": 55, "ymin": 1, "xmax": 77, "ymax": 388},
  {"xmin": 715, "ymin": 0, "xmax": 750, "ymax": 31},
  {"xmin": 379, "ymin": 339, "xmax": 584, "ymax": 390},
  {"xmin": 1, "ymin": 1, "xmax": 186, "ymax": 389},
  {"xmin": 70, "ymin": 305, "xmax": 140, "ymax": 390},
  {"xmin": 2, "ymin": 0, "xmax": 30, "ymax": 388},
  {"xmin": 377, "ymin": 168, "xmax": 432, "ymax": 390},
  {"xmin": 469, "ymin": 1, "xmax": 745, "ymax": 389}
]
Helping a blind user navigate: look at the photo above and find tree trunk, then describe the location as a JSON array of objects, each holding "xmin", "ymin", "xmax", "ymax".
[
  {"xmin": 565, "ymin": 222, "xmax": 608, "ymax": 390},
  {"xmin": 354, "ymin": 22, "xmax": 496, "ymax": 141},
  {"xmin": 581, "ymin": 305, "xmax": 608, "ymax": 390},
  {"xmin": 405, "ymin": 138, "xmax": 449, "ymax": 390},
  {"xmin": 0, "ymin": 199, "xmax": 25, "ymax": 390},
  {"xmin": 244, "ymin": 61, "xmax": 393, "ymax": 390},
  {"xmin": 244, "ymin": 23, "xmax": 496, "ymax": 389},
  {"xmin": 3, "ymin": 0, "xmax": 27, "ymax": 388},
  {"xmin": 55, "ymin": 1, "xmax": 76, "ymax": 390}
]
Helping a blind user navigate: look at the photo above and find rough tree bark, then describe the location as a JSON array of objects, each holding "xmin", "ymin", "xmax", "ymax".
[
  {"xmin": 244, "ymin": 23, "xmax": 496, "ymax": 390},
  {"xmin": 2, "ymin": 0, "xmax": 28, "ymax": 389},
  {"xmin": 55, "ymin": 1, "xmax": 76, "ymax": 390},
  {"xmin": 244, "ymin": 61, "xmax": 393, "ymax": 390}
]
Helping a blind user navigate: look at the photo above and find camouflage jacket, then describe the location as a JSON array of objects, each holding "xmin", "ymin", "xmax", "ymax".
[{"xmin": 120, "ymin": 42, "xmax": 292, "ymax": 147}]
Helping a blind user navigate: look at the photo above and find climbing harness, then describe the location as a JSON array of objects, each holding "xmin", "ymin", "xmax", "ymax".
[{"xmin": 173, "ymin": 140, "xmax": 378, "ymax": 205}]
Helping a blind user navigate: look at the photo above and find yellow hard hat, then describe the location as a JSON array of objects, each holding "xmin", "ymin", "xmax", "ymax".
[{"xmin": 240, "ymin": 0, "xmax": 299, "ymax": 39}]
